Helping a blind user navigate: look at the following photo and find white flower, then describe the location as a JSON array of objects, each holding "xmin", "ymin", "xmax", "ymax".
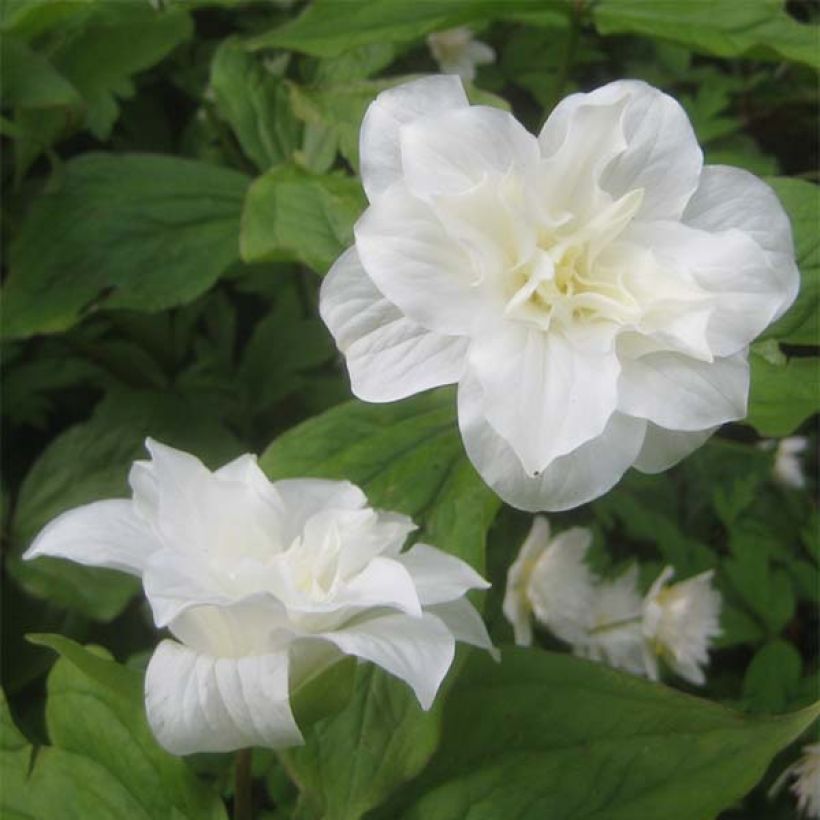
[
  {"xmin": 320, "ymin": 76, "xmax": 799, "ymax": 512},
  {"xmin": 773, "ymin": 436, "xmax": 810, "ymax": 489},
  {"xmin": 24, "ymin": 439, "xmax": 494, "ymax": 755},
  {"xmin": 790, "ymin": 743, "xmax": 820, "ymax": 818},
  {"xmin": 427, "ymin": 27, "xmax": 495, "ymax": 83},
  {"xmin": 642, "ymin": 566, "xmax": 721, "ymax": 685}
]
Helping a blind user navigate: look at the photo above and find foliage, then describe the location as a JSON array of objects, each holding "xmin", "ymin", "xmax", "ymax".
[{"xmin": 2, "ymin": 0, "xmax": 817, "ymax": 818}]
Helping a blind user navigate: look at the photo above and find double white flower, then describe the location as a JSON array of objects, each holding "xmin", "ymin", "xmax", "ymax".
[
  {"xmin": 24, "ymin": 440, "xmax": 494, "ymax": 754},
  {"xmin": 320, "ymin": 76, "xmax": 798, "ymax": 512},
  {"xmin": 504, "ymin": 517, "xmax": 721, "ymax": 685}
]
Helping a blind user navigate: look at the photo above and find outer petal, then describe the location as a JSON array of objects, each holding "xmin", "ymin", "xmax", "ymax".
[
  {"xmin": 633, "ymin": 423, "xmax": 717, "ymax": 474},
  {"xmin": 467, "ymin": 325, "xmax": 621, "ymax": 474},
  {"xmin": 355, "ymin": 183, "xmax": 490, "ymax": 336},
  {"xmin": 617, "ymin": 351, "xmax": 749, "ymax": 431},
  {"xmin": 145, "ymin": 640, "xmax": 302, "ymax": 754},
  {"xmin": 683, "ymin": 164, "xmax": 799, "ymax": 320},
  {"xmin": 396, "ymin": 542, "xmax": 489, "ymax": 605},
  {"xmin": 458, "ymin": 373, "xmax": 647, "ymax": 512},
  {"xmin": 319, "ymin": 247, "xmax": 468, "ymax": 402},
  {"xmin": 539, "ymin": 80, "xmax": 702, "ymax": 221},
  {"xmin": 426, "ymin": 598, "xmax": 498, "ymax": 661},
  {"xmin": 318, "ymin": 611, "xmax": 455, "ymax": 710},
  {"xmin": 359, "ymin": 75, "xmax": 468, "ymax": 201},
  {"xmin": 23, "ymin": 499, "xmax": 158, "ymax": 576},
  {"xmin": 400, "ymin": 105, "xmax": 540, "ymax": 199}
]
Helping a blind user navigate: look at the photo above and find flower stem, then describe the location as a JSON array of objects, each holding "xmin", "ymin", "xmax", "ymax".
[{"xmin": 234, "ymin": 748, "xmax": 253, "ymax": 820}]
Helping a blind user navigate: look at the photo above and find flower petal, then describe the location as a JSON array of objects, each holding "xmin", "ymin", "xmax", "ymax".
[
  {"xmin": 399, "ymin": 105, "xmax": 540, "ymax": 199},
  {"xmin": 617, "ymin": 351, "xmax": 749, "ymax": 431},
  {"xmin": 144, "ymin": 640, "xmax": 302, "ymax": 754},
  {"xmin": 360, "ymin": 75, "xmax": 468, "ymax": 201},
  {"xmin": 318, "ymin": 611, "xmax": 455, "ymax": 710},
  {"xmin": 466, "ymin": 325, "xmax": 621, "ymax": 474},
  {"xmin": 458, "ymin": 373, "xmax": 646, "ymax": 511},
  {"xmin": 354, "ymin": 183, "xmax": 490, "ymax": 335},
  {"xmin": 333, "ymin": 556, "xmax": 422, "ymax": 617},
  {"xmin": 633, "ymin": 423, "xmax": 717, "ymax": 474},
  {"xmin": 23, "ymin": 499, "xmax": 157, "ymax": 576},
  {"xmin": 396, "ymin": 542, "xmax": 489, "ymax": 605},
  {"xmin": 319, "ymin": 247, "xmax": 468, "ymax": 402},
  {"xmin": 426, "ymin": 598, "xmax": 498, "ymax": 661}
]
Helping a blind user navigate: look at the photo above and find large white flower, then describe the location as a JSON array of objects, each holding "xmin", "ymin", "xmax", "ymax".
[
  {"xmin": 24, "ymin": 439, "xmax": 494, "ymax": 755},
  {"xmin": 320, "ymin": 75, "xmax": 799, "ymax": 512}
]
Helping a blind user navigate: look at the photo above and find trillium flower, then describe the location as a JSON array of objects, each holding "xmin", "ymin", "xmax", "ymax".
[
  {"xmin": 642, "ymin": 566, "xmax": 721, "ymax": 685},
  {"xmin": 427, "ymin": 27, "xmax": 495, "ymax": 83},
  {"xmin": 320, "ymin": 76, "xmax": 799, "ymax": 512},
  {"xmin": 24, "ymin": 440, "xmax": 494, "ymax": 755}
]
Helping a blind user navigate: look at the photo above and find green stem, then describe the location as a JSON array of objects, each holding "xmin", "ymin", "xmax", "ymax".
[{"xmin": 234, "ymin": 748, "xmax": 253, "ymax": 820}]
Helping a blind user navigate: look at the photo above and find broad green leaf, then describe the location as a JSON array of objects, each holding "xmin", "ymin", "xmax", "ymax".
[
  {"xmin": 240, "ymin": 164, "xmax": 364, "ymax": 273},
  {"xmin": 0, "ymin": 0, "xmax": 95, "ymax": 40},
  {"xmin": 290, "ymin": 656, "xmax": 357, "ymax": 732},
  {"xmin": 594, "ymin": 0, "xmax": 820, "ymax": 70},
  {"xmin": 260, "ymin": 390, "xmax": 500, "ymax": 820},
  {"xmin": 743, "ymin": 640, "xmax": 802, "ymax": 713},
  {"xmin": 0, "ymin": 35, "xmax": 80, "ymax": 108},
  {"xmin": 249, "ymin": 0, "xmax": 570, "ymax": 56},
  {"xmin": 747, "ymin": 348, "xmax": 819, "ymax": 437},
  {"xmin": 21, "ymin": 637, "xmax": 227, "ymax": 820},
  {"xmin": 9, "ymin": 388, "xmax": 241, "ymax": 621},
  {"xmin": 3, "ymin": 153, "xmax": 249, "ymax": 339},
  {"xmin": 763, "ymin": 177, "xmax": 820, "ymax": 346},
  {"xmin": 378, "ymin": 648, "xmax": 820, "ymax": 820},
  {"xmin": 0, "ymin": 690, "xmax": 34, "ymax": 819},
  {"xmin": 210, "ymin": 37, "xmax": 301, "ymax": 172}
]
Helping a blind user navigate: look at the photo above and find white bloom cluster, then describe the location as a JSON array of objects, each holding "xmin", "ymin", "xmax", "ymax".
[
  {"xmin": 320, "ymin": 75, "xmax": 798, "ymax": 513},
  {"xmin": 503, "ymin": 517, "xmax": 721, "ymax": 684},
  {"xmin": 25, "ymin": 440, "xmax": 495, "ymax": 755},
  {"xmin": 427, "ymin": 26, "xmax": 495, "ymax": 83},
  {"xmin": 790, "ymin": 743, "xmax": 820, "ymax": 818}
]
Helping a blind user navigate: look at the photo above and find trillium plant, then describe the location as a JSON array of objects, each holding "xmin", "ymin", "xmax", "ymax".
[{"xmin": 4, "ymin": 3, "xmax": 818, "ymax": 820}]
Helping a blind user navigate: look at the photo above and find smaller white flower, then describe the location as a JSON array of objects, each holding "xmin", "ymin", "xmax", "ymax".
[
  {"xmin": 773, "ymin": 436, "xmax": 810, "ymax": 489},
  {"xmin": 426, "ymin": 27, "xmax": 495, "ymax": 82},
  {"xmin": 24, "ymin": 440, "xmax": 495, "ymax": 754},
  {"xmin": 790, "ymin": 743, "xmax": 820, "ymax": 818},
  {"xmin": 503, "ymin": 516, "xmax": 597, "ymax": 647},
  {"xmin": 642, "ymin": 566, "xmax": 721, "ymax": 685}
]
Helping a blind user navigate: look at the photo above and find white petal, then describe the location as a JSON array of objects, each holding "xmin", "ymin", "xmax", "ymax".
[
  {"xmin": 400, "ymin": 105, "xmax": 540, "ymax": 198},
  {"xmin": 683, "ymin": 165, "xmax": 799, "ymax": 320},
  {"xmin": 426, "ymin": 598, "xmax": 498, "ymax": 661},
  {"xmin": 396, "ymin": 543, "xmax": 489, "ymax": 605},
  {"xmin": 319, "ymin": 247, "xmax": 468, "ymax": 402},
  {"xmin": 458, "ymin": 372, "xmax": 647, "ymax": 512},
  {"xmin": 539, "ymin": 80, "xmax": 702, "ymax": 221},
  {"xmin": 333, "ymin": 556, "xmax": 422, "ymax": 617},
  {"xmin": 359, "ymin": 75, "xmax": 468, "ymax": 201},
  {"xmin": 318, "ymin": 611, "xmax": 455, "ymax": 710},
  {"xmin": 617, "ymin": 351, "xmax": 749, "ymax": 431},
  {"xmin": 23, "ymin": 499, "xmax": 157, "ymax": 576},
  {"xmin": 144, "ymin": 640, "xmax": 302, "ymax": 755},
  {"xmin": 633, "ymin": 423, "xmax": 717, "ymax": 474},
  {"xmin": 467, "ymin": 325, "xmax": 621, "ymax": 474},
  {"xmin": 354, "ymin": 183, "xmax": 490, "ymax": 336}
]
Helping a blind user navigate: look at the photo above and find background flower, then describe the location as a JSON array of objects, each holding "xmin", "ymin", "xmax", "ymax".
[
  {"xmin": 320, "ymin": 75, "xmax": 799, "ymax": 512},
  {"xmin": 24, "ymin": 439, "xmax": 495, "ymax": 754},
  {"xmin": 427, "ymin": 26, "xmax": 495, "ymax": 82}
]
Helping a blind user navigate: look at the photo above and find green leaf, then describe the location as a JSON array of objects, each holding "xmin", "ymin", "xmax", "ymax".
[
  {"xmin": 763, "ymin": 177, "xmax": 820, "ymax": 346},
  {"xmin": 290, "ymin": 656, "xmax": 357, "ymax": 731},
  {"xmin": 248, "ymin": 0, "xmax": 570, "ymax": 56},
  {"xmin": 747, "ymin": 348, "xmax": 819, "ymax": 437},
  {"xmin": 240, "ymin": 164, "xmax": 364, "ymax": 273},
  {"xmin": 3, "ymin": 153, "xmax": 249, "ymax": 339},
  {"xmin": 378, "ymin": 648, "xmax": 820, "ymax": 820},
  {"xmin": 22, "ymin": 637, "xmax": 227, "ymax": 820},
  {"xmin": 260, "ymin": 390, "xmax": 500, "ymax": 819},
  {"xmin": 0, "ymin": 35, "xmax": 80, "ymax": 108},
  {"xmin": 594, "ymin": 0, "xmax": 820, "ymax": 70},
  {"xmin": 742, "ymin": 640, "xmax": 802, "ymax": 713},
  {"xmin": 0, "ymin": 689, "xmax": 34, "ymax": 819},
  {"xmin": 9, "ymin": 388, "xmax": 242, "ymax": 621},
  {"xmin": 210, "ymin": 37, "xmax": 301, "ymax": 172}
]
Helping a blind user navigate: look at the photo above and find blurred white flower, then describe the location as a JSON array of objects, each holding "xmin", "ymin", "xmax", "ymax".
[
  {"xmin": 427, "ymin": 27, "xmax": 495, "ymax": 83},
  {"xmin": 25, "ymin": 440, "xmax": 494, "ymax": 755},
  {"xmin": 773, "ymin": 436, "xmax": 809, "ymax": 489},
  {"xmin": 320, "ymin": 75, "xmax": 798, "ymax": 512},
  {"xmin": 642, "ymin": 566, "xmax": 721, "ymax": 685},
  {"xmin": 790, "ymin": 743, "xmax": 820, "ymax": 818}
]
